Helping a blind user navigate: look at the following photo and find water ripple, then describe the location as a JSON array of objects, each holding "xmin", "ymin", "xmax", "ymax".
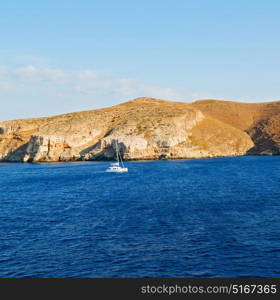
[{"xmin": 0, "ymin": 156, "xmax": 280, "ymax": 277}]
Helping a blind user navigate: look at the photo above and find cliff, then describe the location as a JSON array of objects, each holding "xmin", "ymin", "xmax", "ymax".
[{"xmin": 0, "ymin": 97, "xmax": 279, "ymax": 162}]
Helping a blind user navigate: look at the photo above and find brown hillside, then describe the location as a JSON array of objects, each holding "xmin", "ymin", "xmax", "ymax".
[
  {"xmin": 192, "ymin": 99, "xmax": 280, "ymax": 155},
  {"xmin": 0, "ymin": 97, "xmax": 279, "ymax": 162}
]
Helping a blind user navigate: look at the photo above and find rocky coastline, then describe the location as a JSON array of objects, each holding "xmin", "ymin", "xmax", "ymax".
[{"xmin": 0, "ymin": 97, "xmax": 279, "ymax": 162}]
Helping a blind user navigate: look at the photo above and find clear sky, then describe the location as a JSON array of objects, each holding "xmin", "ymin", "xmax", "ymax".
[{"xmin": 1, "ymin": 0, "xmax": 280, "ymax": 120}]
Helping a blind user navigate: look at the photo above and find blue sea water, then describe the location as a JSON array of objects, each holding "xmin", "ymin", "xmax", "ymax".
[{"xmin": 0, "ymin": 156, "xmax": 280, "ymax": 278}]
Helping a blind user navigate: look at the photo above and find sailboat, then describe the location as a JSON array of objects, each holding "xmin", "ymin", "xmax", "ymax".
[{"xmin": 106, "ymin": 141, "xmax": 128, "ymax": 173}]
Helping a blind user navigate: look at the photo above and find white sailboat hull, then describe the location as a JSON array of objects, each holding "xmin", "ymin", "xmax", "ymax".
[{"xmin": 106, "ymin": 166, "xmax": 128, "ymax": 173}]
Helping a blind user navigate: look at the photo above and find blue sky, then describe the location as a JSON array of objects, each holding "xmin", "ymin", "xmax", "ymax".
[{"xmin": 1, "ymin": 0, "xmax": 280, "ymax": 120}]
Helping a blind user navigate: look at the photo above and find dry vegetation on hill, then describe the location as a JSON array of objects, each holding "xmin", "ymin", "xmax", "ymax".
[
  {"xmin": 0, "ymin": 97, "xmax": 279, "ymax": 162},
  {"xmin": 192, "ymin": 99, "xmax": 280, "ymax": 155}
]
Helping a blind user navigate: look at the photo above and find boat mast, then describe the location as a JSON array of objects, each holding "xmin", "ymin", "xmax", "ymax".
[
  {"xmin": 115, "ymin": 140, "xmax": 124, "ymax": 167},
  {"xmin": 115, "ymin": 141, "xmax": 119, "ymax": 165},
  {"xmin": 119, "ymin": 149, "xmax": 124, "ymax": 168}
]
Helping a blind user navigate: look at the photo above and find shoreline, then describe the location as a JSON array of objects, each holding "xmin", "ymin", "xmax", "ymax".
[{"xmin": 0, "ymin": 153, "xmax": 278, "ymax": 164}]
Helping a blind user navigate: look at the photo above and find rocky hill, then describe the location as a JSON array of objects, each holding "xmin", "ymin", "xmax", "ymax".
[
  {"xmin": 192, "ymin": 100, "xmax": 280, "ymax": 155},
  {"xmin": 0, "ymin": 97, "xmax": 279, "ymax": 162}
]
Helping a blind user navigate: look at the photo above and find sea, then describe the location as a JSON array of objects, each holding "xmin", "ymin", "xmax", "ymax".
[{"xmin": 0, "ymin": 156, "xmax": 279, "ymax": 278}]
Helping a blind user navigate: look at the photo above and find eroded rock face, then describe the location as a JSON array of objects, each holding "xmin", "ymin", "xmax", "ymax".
[
  {"xmin": 1, "ymin": 97, "xmax": 278, "ymax": 162},
  {"xmin": 246, "ymin": 114, "xmax": 280, "ymax": 155},
  {"xmin": 83, "ymin": 109, "xmax": 208, "ymax": 160}
]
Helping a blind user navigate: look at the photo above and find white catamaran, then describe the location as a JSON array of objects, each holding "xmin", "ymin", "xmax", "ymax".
[{"xmin": 106, "ymin": 141, "xmax": 128, "ymax": 173}]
